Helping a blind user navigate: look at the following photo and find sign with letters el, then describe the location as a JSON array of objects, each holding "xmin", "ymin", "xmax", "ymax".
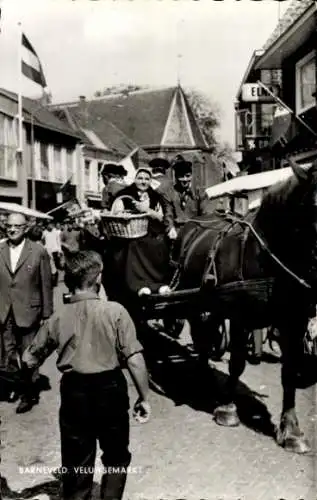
[{"xmin": 242, "ymin": 83, "xmax": 279, "ymax": 102}]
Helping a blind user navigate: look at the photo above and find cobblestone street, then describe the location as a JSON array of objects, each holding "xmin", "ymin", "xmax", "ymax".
[{"xmin": 1, "ymin": 283, "xmax": 316, "ymax": 500}]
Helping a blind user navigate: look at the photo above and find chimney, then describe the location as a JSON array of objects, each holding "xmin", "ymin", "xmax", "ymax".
[{"xmin": 78, "ymin": 95, "xmax": 88, "ymax": 126}]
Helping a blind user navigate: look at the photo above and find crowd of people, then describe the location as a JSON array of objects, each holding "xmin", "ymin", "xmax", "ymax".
[{"xmin": 0, "ymin": 153, "xmax": 214, "ymax": 500}]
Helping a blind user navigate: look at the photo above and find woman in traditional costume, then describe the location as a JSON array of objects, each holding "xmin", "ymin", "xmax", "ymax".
[{"xmin": 104, "ymin": 167, "xmax": 171, "ymax": 310}]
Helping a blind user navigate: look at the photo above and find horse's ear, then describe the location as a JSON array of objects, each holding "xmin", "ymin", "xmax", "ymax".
[{"xmin": 287, "ymin": 156, "xmax": 309, "ymax": 183}]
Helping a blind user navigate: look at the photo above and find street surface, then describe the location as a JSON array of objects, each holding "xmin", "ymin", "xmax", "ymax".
[{"xmin": 1, "ymin": 283, "xmax": 316, "ymax": 500}]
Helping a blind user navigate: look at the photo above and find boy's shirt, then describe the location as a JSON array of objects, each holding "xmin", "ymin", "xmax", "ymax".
[{"xmin": 22, "ymin": 292, "xmax": 143, "ymax": 374}]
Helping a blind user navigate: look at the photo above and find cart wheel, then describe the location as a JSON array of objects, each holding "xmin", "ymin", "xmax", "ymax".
[
  {"xmin": 209, "ymin": 319, "xmax": 230, "ymax": 361},
  {"xmin": 163, "ymin": 318, "xmax": 185, "ymax": 339}
]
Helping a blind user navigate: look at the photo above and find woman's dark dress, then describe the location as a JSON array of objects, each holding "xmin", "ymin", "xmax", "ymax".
[{"xmin": 103, "ymin": 184, "xmax": 171, "ymax": 308}]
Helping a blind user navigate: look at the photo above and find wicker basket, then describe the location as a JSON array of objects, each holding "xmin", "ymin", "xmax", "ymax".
[{"xmin": 101, "ymin": 196, "xmax": 149, "ymax": 239}]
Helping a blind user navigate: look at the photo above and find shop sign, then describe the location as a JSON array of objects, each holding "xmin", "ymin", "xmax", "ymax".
[{"xmin": 242, "ymin": 83, "xmax": 279, "ymax": 102}]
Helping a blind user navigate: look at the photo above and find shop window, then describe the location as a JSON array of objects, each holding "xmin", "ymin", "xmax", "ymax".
[
  {"xmin": 54, "ymin": 146, "xmax": 62, "ymax": 182},
  {"xmin": 296, "ymin": 51, "xmax": 316, "ymax": 114},
  {"xmin": 0, "ymin": 115, "xmax": 18, "ymax": 180},
  {"xmin": 259, "ymin": 103, "xmax": 275, "ymax": 137},
  {"xmin": 235, "ymin": 108, "xmax": 255, "ymax": 149}
]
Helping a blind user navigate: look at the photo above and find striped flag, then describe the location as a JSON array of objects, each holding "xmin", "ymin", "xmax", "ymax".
[
  {"xmin": 257, "ymin": 79, "xmax": 317, "ymax": 145},
  {"xmin": 21, "ymin": 33, "xmax": 47, "ymax": 87},
  {"xmin": 56, "ymin": 176, "xmax": 73, "ymax": 204},
  {"xmin": 270, "ymin": 104, "xmax": 293, "ymax": 148}
]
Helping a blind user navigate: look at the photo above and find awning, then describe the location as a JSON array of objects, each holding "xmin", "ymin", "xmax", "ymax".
[
  {"xmin": 0, "ymin": 202, "xmax": 53, "ymax": 220},
  {"xmin": 255, "ymin": 3, "xmax": 315, "ymax": 70},
  {"xmin": 205, "ymin": 164, "xmax": 312, "ymax": 199}
]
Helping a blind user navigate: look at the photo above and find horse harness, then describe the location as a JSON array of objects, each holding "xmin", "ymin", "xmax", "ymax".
[{"xmin": 170, "ymin": 211, "xmax": 311, "ymax": 291}]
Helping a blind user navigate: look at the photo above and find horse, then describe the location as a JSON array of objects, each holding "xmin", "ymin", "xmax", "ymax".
[{"xmin": 173, "ymin": 158, "xmax": 317, "ymax": 454}]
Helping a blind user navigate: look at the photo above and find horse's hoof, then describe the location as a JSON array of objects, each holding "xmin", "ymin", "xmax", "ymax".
[
  {"xmin": 276, "ymin": 430, "xmax": 311, "ymax": 454},
  {"xmin": 214, "ymin": 403, "xmax": 240, "ymax": 427}
]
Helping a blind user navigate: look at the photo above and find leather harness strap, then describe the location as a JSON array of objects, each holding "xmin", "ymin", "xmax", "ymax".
[
  {"xmin": 170, "ymin": 211, "xmax": 311, "ymax": 291},
  {"xmin": 220, "ymin": 212, "xmax": 311, "ymax": 290},
  {"xmin": 202, "ymin": 218, "xmax": 239, "ymax": 287}
]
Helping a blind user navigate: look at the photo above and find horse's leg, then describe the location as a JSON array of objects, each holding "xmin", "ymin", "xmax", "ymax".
[
  {"xmin": 214, "ymin": 320, "xmax": 249, "ymax": 427},
  {"xmin": 189, "ymin": 313, "xmax": 220, "ymax": 367},
  {"xmin": 248, "ymin": 328, "xmax": 263, "ymax": 364},
  {"xmin": 276, "ymin": 317, "xmax": 311, "ymax": 453}
]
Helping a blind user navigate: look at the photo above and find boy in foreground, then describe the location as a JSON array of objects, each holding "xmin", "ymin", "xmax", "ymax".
[{"xmin": 22, "ymin": 250, "xmax": 151, "ymax": 500}]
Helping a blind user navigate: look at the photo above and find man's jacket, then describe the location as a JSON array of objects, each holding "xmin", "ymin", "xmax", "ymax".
[
  {"xmin": 165, "ymin": 185, "xmax": 211, "ymax": 230},
  {"xmin": 0, "ymin": 238, "xmax": 53, "ymax": 328}
]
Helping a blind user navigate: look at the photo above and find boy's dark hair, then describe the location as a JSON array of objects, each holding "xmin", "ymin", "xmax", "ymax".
[{"xmin": 64, "ymin": 251, "xmax": 103, "ymax": 291}]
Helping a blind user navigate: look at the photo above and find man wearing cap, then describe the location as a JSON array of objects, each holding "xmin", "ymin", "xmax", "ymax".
[
  {"xmin": 167, "ymin": 155, "xmax": 210, "ymax": 239},
  {"xmin": 149, "ymin": 157, "xmax": 174, "ymax": 198},
  {"xmin": 101, "ymin": 163, "xmax": 127, "ymax": 211}
]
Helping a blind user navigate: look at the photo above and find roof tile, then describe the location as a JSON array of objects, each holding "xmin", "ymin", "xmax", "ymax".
[
  {"xmin": 262, "ymin": 0, "xmax": 313, "ymax": 51},
  {"xmin": 53, "ymin": 87, "xmax": 176, "ymax": 147},
  {"xmin": 0, "ymin": 88, "xmax": 80, "ymax": 139}
]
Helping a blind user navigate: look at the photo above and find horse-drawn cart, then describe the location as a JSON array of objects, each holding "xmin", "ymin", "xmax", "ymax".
[{"xmin": 87, "ymin": 158, "xmax": 317, "ymax": 454}]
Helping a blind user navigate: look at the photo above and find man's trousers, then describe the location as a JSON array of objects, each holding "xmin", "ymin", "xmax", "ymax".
[{"xmin": 59, "ymin": 368, "xmax": 131, "ymax": 500}]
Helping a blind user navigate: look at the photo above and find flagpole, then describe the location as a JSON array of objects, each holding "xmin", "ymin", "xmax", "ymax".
[
  {"xmin": 257, "ymin": 80, "xmax": 317, "ymax": 138},
  {"xmin": 30, "ymin": 113, "xmax": 36, "ymax": 209},
  {"xmin": 17, "ymin": 21, "xmax": 28, "ymax": 206},
  {"xmin": 17, "ymin": 22, "xmax": 23, "ymax": 151}
]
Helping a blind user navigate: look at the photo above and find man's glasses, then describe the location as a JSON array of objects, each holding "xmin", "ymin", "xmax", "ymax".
[{"xmin": 6, "ymin": 224, "xmax": 26, "ymax": 228}]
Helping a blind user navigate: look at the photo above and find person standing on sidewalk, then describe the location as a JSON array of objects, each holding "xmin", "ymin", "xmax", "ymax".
[
  {"xmin": 43, "ymin": 222, "xmax": 62, "ymax": 287},
  {"xmin": 22, "ymin": 250, "xmax": 150, "ymax": 500},
  {"xmin": 60, "ymin": 222, "xmax": 81, "ymax": 258},
  {"xmin": 0, "ymin": 212, "xmax": 53, "ymax": 413}
]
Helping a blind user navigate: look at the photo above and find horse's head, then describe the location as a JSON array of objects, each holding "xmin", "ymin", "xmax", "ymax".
[
  {"xmin": 256, "ymin": 158, "xmax": 317, "ymax": 291},
  {"xmin": 283, "ymin": 157, "xmax": 317, "ymax": 288}
]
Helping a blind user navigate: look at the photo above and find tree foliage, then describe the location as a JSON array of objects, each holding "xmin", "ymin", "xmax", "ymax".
[
  {"xmin": 94, "ymin": 84, "xmax": 146, "ymax": 98},
  {"xmin": 184, "ymin": 88, "xmax": 221, "ymax": 148},
  {"xmin": 185, "ymin": 88, "xmax": 235, "ymax": 161}
]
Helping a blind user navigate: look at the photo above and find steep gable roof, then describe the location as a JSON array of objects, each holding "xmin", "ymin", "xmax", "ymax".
[
  {"xmin": 0, "ymin": 88, "xmax": 80, "ymax": 140},
  {"xmin": 52, "ymin": 104, "xmax": 146, "ymax": 157},
  {"xmin": 182, "ymin": 90, "xmax": 208, "ymax": 148},
  {"xmin": 52, "ymin": 87, "xmax": 176, "ymax": 147}
]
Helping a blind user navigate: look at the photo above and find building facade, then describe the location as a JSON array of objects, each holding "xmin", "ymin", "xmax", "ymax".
[
  {"xmin": 50, "ymin": 98, "xmax": 151, "ymax": 207},
  {"xmin": 236, "ymin": 0, "xmax": 317, "ymax": 172},
  {"xmin": 0, "ymin": 88, "xmax": 82, "ymax": 211}
]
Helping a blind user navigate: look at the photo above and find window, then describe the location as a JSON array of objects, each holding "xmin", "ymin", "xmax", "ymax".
[
  {"xmin": 235, "ymin": 107, "xmax": 256, "ymax": 150},
  {"xmin": 40, "ymin": 143, "xmax": 49, "ymax": 180},
  {"xmin": 296, "ymin": 51, "xmax": 316, "ymax": 114},
  {"xmin": 85, "ymin": 159, "xmax": 91, "ymax": 190},
  {"xmin": 97, "ymin": 161, "xmax": 103, "ymax": 192},
  {"xmin": 66, "ymin": 149, "xmax": 73, "ymax": 178},
  {"xmin": 260, "ymin": 69, "xmax": 282, "ymax": 87},
  {"xmin": 0, "ymin": 115, "xmax": 18, "ymax": 180},
  {"xmin": 260, "ymin": 104, "xmax": 275, "ymax": 137},
  {"xmin": 54, "ymin": 146, "xmax": 62, "ymax": 182}
]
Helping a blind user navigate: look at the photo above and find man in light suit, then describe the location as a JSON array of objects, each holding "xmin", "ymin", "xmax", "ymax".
[{"xmin": 0, "ymin": 212, "xmax": 53, "ymax": 413}]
